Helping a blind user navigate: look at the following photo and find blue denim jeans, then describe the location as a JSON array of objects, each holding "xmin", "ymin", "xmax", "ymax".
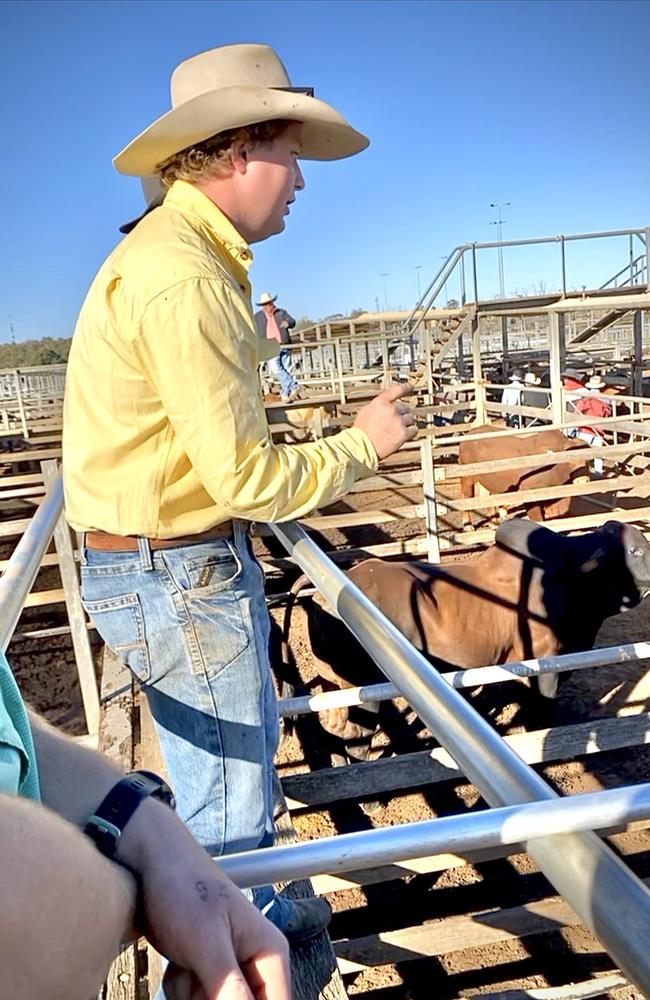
[
  {"xmin": 80, "ymin": 523, "xmax": 293, "ymax": 926},
  {"xmin": 268, "ymin": 348, "xmax": 299, "ymax": 398}
]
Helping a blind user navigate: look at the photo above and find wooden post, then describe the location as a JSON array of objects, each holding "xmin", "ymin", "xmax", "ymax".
[
  {"xmin": 41, "ymin": 460, "xmax": 100, "ymax": 737},
  {"xmin": 501, "ymin": 316, "xmax": 509, "ymax": 376},
  {"xmin": 420, "ymin": 438, "xmax": 441, "ymax": 562},
  {"xmin": 14, "ymin": 370, "xmax": 28, "ymax": 439},
  {"xmin": 472, "ymin": 317, "xmax": 486, "ymax": 424},
  {"xmin": 548, "ymin": 311, "xmax": 564, "ymax": 426},
  {"xmin": 633, "ymin": 311, "xmax": 644, "ymax": 398},
  {"xmin": 423, "ymin": 324, "xmax": 434, "ymax": 400},
  {"xmin": 334, "ymin": 339, "xmax": 346, "ymax": 403},
  {"xmin": 98, "ymin": 648, "xmax": 140, "ymax": 1000}
]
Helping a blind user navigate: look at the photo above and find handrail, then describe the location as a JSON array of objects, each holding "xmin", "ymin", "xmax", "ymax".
[
  {"xmin": 269, "ymin": 519, "xmax": 650, "ymax": 993},
  {"xmin": 0, "ymin": 475, "xmax": 64, "ymax": 652},
  {"xmin": 277, "ymin": 641, "xmax": 650, "ymax": 717},
  {"xmin": 220, "ymin": 783, "xmax": 650, "ymax": 888},
  {"xmin": 400, "ymin": 225, "xmax": 650, "ymax": 339},
  {"xmin": 600, "ymin": 253, "xmax": 647, "ymax": 290}
]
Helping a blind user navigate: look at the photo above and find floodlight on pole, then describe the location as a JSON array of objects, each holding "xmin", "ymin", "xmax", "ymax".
[
  {"xmin": 437, "ymin": 256, "xmax": 450, "ymax": 306},
  {"xmin": 490, "ymin": 201, "xmax": 511, "ymax": 299},
  {"xmin": 380, "ymin": 273, "xmax": 389, "ymax": 312},
  {"xmin": 414, "ymin": 265, "xmax": 423, "ymax": 301}
]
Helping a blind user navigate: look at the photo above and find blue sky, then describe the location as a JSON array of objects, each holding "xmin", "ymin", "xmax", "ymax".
[{"xmin": 1, "ymin": 0, "xmax": 648, "ymax": 341}]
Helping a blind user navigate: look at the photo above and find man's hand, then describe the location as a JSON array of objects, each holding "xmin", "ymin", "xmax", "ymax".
[
  {"xmin": 353, "ymin": 383, "xmax": 418, "ymax": 460},
  {"xmin": 121, "ymin": 800, "xmax": 291, "ymax": 1000}
]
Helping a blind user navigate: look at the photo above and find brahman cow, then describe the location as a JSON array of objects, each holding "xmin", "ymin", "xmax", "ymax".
[
  {"xmin": 290, "ymin": 519, "xmax": 650, "ymax": 760},
  {"xmin": 458, "ymin": 425, "xmax": 590, "ymax": 528}
]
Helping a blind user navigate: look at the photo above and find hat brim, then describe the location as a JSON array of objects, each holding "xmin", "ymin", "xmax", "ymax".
[
  {"xmin": 256, "ymin": 297, "xmax": 278, "ymax": 306},
  {"xmin": 114, "ymin": 86, "xmax": 369, "ymax": 176},
  {"xmin": 119, "ymin": 192, "xmax": 165, "ymax": 234}
]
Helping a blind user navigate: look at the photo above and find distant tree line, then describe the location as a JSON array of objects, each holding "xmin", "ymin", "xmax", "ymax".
[{"xmin": 0, "ymin": 337, "xmax": 71, "ymax": 369}]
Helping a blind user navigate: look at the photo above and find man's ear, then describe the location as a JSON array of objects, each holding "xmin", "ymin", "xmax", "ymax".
[{"xmin": 230, "ymin": 141, "xmax": 249, "ymax": 175}]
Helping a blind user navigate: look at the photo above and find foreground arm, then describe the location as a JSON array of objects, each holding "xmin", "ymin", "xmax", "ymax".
[
  {"xmin": 30, "ymin": 712, "xmax": 291, "ymax": 1000},
  {"xmin": 0, "ymin": 791, "xmax": 135, "ymax": 1000}
]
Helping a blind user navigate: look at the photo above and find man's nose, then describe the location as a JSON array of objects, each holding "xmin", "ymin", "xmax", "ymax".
[{"xmin": 295, "ymin": 162, "xmax": 305, "ymax": 191}]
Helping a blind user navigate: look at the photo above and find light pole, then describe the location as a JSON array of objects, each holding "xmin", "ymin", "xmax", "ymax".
[
  {"xmin": 490, "ymin": 201, "xmax": 511, "ymax": 299},
  {"xmin": 380, "ymin": 273, "xmax": 389, "ymax": 312},
  {"xmin": 414, "ymin": 265, "xmax": 422, "ymax": 301},
  {"xmin": 437, "ymin": 256, "xmax": 450, "ymax": 306}
]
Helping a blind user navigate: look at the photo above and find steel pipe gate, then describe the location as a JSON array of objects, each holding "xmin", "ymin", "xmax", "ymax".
[{"xmin": 269, "ymin": 520, "xmax": 650, "ymax": 993}]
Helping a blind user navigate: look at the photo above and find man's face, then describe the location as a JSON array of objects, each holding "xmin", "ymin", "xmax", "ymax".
[{"xmin": 241, "ymin": 123, "xmax": 305, "ymax": 242}]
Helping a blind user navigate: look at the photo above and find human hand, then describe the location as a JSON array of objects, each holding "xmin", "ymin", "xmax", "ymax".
[
  {"xmin": 353, "ymin": 383, "xmax": 418, "ymax": 459},
  {"xmin": 117, "ymin": 802, "xmax": 291, "ymax": 999}
]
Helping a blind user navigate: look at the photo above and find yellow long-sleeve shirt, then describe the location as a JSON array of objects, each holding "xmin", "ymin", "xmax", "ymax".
[{"xmin": 62, "ymin": 180, "xmax": 378, "ymax": 537}]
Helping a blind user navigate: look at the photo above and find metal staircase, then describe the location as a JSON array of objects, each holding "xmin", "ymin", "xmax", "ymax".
[{"xmin": 429, "ymin": 307, "xmax": 478, "ymax": 369}]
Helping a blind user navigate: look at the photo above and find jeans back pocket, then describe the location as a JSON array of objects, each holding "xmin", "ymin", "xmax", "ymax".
[{"xmin": 83, "ymin": 592, "xmax": 151, "ymax": 684}]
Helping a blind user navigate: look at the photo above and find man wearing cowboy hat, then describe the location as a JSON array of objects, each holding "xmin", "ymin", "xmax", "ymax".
[
  {"xmin": 63, "ymin": 42, "xmax": 416, "ymax": 946},
  {"xmin": 500, "ymin": 368, "xmax": 524, "ymax": 428},
  {"xmin": 574, "ymin": 375, "xmax": 611, "ymax": 472},
  {"xmin": 254, "ymin": 291, "xmax": 300, "ymax": 401},
  {"xmin": 521, "ymin": 370, "xmax": 550, "ymax": 427}
]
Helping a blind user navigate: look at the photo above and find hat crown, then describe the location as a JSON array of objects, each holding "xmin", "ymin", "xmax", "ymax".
[{"xmin": 171, "ymin": 44, "xmax": 292, "ymax": 107}]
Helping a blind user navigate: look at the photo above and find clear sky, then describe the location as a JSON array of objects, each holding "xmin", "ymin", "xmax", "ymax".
[{"xmin": 1, "ymin": 0, "xmax": 649, "ymax": 341}]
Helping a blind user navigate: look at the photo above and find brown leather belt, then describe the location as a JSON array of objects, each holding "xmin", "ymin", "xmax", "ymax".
[{"xmin": 85, "ymin": 523, "xmax": 234, "ymax": 552}]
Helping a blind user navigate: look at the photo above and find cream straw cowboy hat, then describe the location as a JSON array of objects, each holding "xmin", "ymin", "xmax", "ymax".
[
  {"xmin": 256, "ymin": 292, "xmax": 278, "ymax": 306},
  {"xmin": 114, "ymin": 43, "xmax": 369, "ymax": 176}
]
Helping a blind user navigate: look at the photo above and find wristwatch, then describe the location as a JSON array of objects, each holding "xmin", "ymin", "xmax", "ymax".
[{"xmin": 84, "ymin": 770, "xmax": 176, "ymax": 860}]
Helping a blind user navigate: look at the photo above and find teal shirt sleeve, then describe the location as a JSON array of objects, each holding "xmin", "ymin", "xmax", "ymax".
[{"xmin": 0, "ymin": 651, "xmax": 40, "ymax": 801}]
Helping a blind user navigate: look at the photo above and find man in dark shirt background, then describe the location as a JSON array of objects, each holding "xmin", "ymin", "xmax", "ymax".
[{"xmin": 255, "ymin": 291, "xmax": 301, "ymax": 400}]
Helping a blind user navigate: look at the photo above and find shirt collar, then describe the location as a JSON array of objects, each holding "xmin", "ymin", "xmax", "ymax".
[{"xmin": 164, "ymin": 180, "xmax": 254, "ymax": 274}]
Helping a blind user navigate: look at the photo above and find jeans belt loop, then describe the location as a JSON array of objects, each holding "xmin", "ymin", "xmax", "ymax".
[{"xmin": 137, "ymin": 535, "xmax": 154, "ymax": 572}]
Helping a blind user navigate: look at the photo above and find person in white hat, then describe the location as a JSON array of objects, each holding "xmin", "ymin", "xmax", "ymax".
[
  {"xmin": 63, "ymin": 42, "xmax": 416, "ymax": 952},
  {"xmin": 521, "ymin": 370, "xmax": 550, "ymax": 427},
  {"xmin": 254, "ymin": 291, "xmax": 300, "ymax": 400},
  {"xmin": 574, "ymin": 375, "xmax": 611, "ymax": 472},
  {"xmin": 500, "ymin": 368, "xmax": 524, "ymax": 428}
]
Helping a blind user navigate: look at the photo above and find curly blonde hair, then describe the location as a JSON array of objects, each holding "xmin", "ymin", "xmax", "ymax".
[{"xmin": 157, "ymin": 119, "xmax": 293, "ymax": 188}]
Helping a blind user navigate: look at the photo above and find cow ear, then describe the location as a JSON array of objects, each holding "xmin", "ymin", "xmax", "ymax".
[{"xmin": 602, "ymin": 520, "xmax": 622, "ymax": 540}]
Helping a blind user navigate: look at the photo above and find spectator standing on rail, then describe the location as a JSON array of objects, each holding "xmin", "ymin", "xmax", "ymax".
[
  {"xmin": 562, "ymin": 368, "xmax": 587, "ymax": 432},
  {"xmin": 255, "ymin": 291, "xmax": 301, "ymax": 401},
  {"xmin": 62, "ymin": 42, "xmax": 416, "ymax": 946},
  {"xmin": 501, "ymin": 369, "xmax": 524, "ymax": 428},
  {"xmin": 574, "ymin": 375, "xmax": 611, "ymax": 473},
  {"xmin": 0, "ymin": 649, "xmax": 289, "ymax": 1000},
  {"xmin": 521, "ymin": 371, "xmax": 551, "ymax": 427}
]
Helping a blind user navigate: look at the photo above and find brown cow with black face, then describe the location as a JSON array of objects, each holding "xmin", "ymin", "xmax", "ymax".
[
  {"xmin": 458, "ymin": 425, "xmax": 590, "ymax": 528},
  {"xmin": 294, "ymin": 519, "xmax": 650, "ymax": 760}
]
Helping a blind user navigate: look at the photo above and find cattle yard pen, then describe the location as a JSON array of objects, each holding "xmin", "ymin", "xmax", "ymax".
[
  {"xmin": 7, "ymin": 459, "xmax": 650, "ymax": 997},
  {"xmin": 3, "ymin": 238, "xmax": 650, "ymax": 997}
]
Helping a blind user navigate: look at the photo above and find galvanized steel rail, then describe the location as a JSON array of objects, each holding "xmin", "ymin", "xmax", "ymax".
[
  {"xmin": 278, "ymin": 642, "xmax": 650, "ymax": 717},
  {"xmin": 221, "ymin": 783, "xmax": 650, "ymax": 888},
  {"xmin": 269, "ymin": 519, "xmax": 650, "ymax": 994},
  {"xmin": 0, "ymin": 474, "xmax": 64, "ymax": 652}
]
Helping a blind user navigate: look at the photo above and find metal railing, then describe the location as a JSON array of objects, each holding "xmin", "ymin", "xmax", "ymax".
[
  {"xmin": 4, "ymin": 477, "xmax": 650, "ymax": 988},
  {"xmin": 401, "ymin": 225, "xmax": 650, "ymax": 342},
  {"xmin": 267, "ymin": 520, "xmax": 650, "ymax": 993},
  {"xmin": 0, "ymin": 474, "xmax": 64, "ymax": 652}
]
